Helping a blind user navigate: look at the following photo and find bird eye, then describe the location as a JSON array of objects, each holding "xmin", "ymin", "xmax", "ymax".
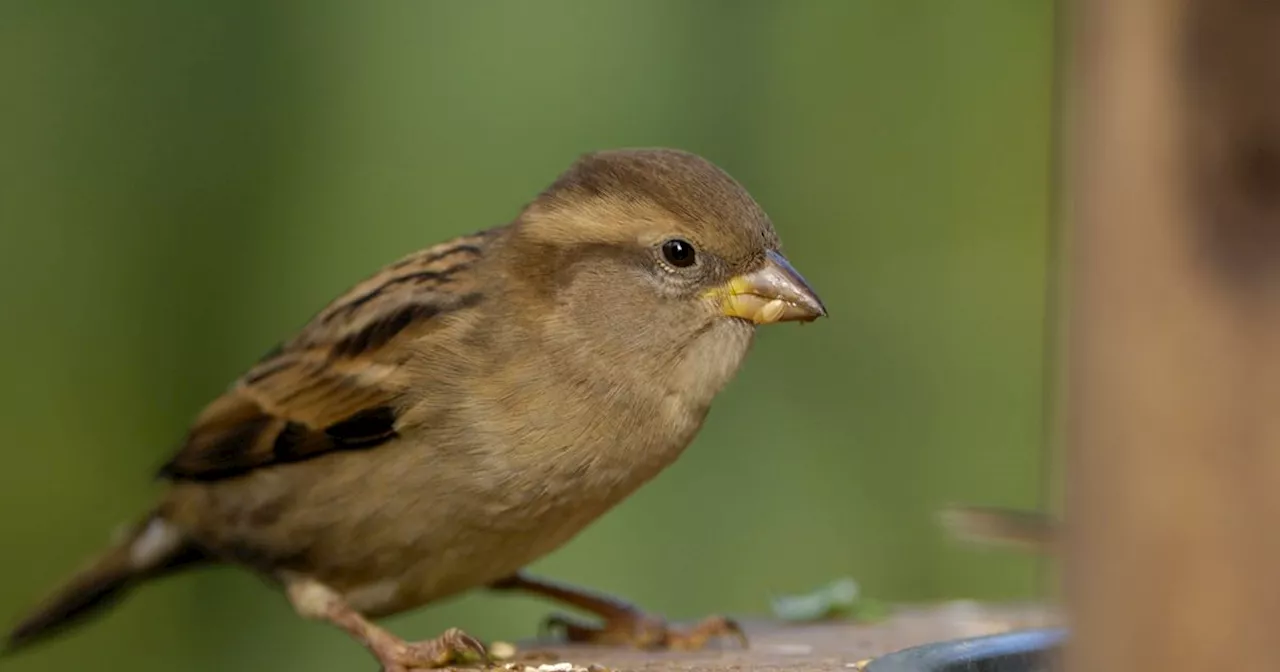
[{"xmin": 661, "ymin": 239, "xmax": 697, "ymax": 268}]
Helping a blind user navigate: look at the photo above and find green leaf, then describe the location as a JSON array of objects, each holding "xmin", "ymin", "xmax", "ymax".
[{"xmin": 770, "ymin": 577, "xmax": 877, "ymax": 622}]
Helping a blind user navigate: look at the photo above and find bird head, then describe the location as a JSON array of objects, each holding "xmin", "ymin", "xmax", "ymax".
[{"xmin": 499, "ymin": 148, "xmax": 826, "ymax": 400}]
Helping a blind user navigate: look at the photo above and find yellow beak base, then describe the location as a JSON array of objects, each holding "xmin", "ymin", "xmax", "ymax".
[{"xmin": 708, "ymin": 250, "xmax": 827, "ymax": 325}]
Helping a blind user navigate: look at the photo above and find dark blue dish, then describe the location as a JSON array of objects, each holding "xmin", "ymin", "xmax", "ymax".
[{"xmin": 864, "ymin": 628, "xmax": 1066, "ymax": 672}]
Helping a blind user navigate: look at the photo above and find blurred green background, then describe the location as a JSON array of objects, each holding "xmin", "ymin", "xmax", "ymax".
[{"xmin": 0, "ymin": 2, "xmax": 1053, "ymax": 670}]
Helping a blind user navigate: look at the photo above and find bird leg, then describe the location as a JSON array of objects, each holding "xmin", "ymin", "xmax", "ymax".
[
  {"xmin": 489, "ymin": 572, "xmax": 747, "ymax": 651},
  {"xmin": 285, "ymin": 577, "xmax": 488, "ymax": 671}
]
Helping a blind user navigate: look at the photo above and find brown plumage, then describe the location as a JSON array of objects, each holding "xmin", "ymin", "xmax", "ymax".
[{"xmin": 7, "ymin": 148, "xmax": 826, "ymax": 670}]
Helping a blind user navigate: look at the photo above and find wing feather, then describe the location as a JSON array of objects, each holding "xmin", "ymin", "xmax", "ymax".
[{"xmin": 158, "ymin": 229, "xmax": 497, "ymax": 481}]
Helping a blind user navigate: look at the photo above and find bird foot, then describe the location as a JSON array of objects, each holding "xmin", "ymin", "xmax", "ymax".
[
  {"xmin": 542, "ymin": 611, "xmax": 747, "ymax": 651},
  {"xmin": 374, "ymin": 627, "xmax": 489, "ymax": 671}
]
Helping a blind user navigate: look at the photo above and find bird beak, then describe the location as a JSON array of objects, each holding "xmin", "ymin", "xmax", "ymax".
[{"xmin": 707, "ymin": 250, "xmax": 828, "ymax": 324}]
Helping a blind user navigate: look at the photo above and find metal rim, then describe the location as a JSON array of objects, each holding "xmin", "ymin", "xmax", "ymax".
[{"xmin": 863, "ymin": 628, "xmax": 1067, "ymax": 672}]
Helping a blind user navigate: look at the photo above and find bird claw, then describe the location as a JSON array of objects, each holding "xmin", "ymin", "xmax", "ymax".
[
  {"xmin": 541, "ymin": 611, "xmax": 748, "ymax": 651},
  {"xmin": 666, "ymin": 614, "xmax": 749, "ymax": 651},
  {"xmin": 377, "ymin": 627, "xmax": 490, "ymax": 671}
]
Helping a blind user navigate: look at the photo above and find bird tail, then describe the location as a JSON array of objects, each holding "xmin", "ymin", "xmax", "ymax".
[{"xmin": 5, "ymin": 513, "xmax": 208, "ymax": 653}]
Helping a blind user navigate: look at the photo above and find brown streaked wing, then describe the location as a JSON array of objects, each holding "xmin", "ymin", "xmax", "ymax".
[{"xmin": 157, "ymin": 229, "xmax": 498, "ymax": 482}]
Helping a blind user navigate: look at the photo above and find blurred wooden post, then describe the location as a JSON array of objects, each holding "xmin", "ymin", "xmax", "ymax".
[{"xmin": 1064, "ymin": 0, "xmax": 1280, "ymax": 670}]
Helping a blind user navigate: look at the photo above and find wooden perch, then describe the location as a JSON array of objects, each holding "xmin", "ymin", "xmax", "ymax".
[
  {"xmin": 1064, "ymin": 0, "xmax": 1280, "ymax": 670},
  {"xmin": 503, "ymin": 604, "xmax": 1058, "ymax": 672}
]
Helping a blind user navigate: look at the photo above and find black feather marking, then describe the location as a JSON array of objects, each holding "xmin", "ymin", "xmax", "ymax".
[
  {"xmin": 344, "ymin": 269, "xmax": 457, "ymax": 310},
  {"xmin": 324, "ymin": 263, "xmax": 474, "ymax": 324},
  {"xmin": 388, "ymin": 244, "xmax": 483, "ymax": 271},
  {"xmin": 331, "ymin": 302, "xmax": 442, "ymax": 358},
  {"xmin": 331, "ymin": 292, "xmax": 483, "ymax": 358},
  {"xmin": 325, "ymin": 406, "xmax": 398, "ymax": 448},
  {"xmin": 157, "ymin": 407, "xmax": 401, "ymax": 483},
  {"xmin": 434, "ymin": 244, "xmax": 482, "ymax": 260},
  {"xmin": 157, "ymin": 415, "xmax": 273, "ymax": 479},
  {"xmin": 271, "ymin": 420, "xmax": 310, "ymax": 461},
  {"xmin": 198, "ymin": 417, "xmax": 271, "ymax": 468}
]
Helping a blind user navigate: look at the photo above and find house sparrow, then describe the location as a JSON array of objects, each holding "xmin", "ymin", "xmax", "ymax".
[
  {"xmin": 7, "ymin": 148, "xmax": 827, "ymax": 670},
  {"xmin": 938, "ymin": 505, "xmax": 1059, "ymax": 553}
]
